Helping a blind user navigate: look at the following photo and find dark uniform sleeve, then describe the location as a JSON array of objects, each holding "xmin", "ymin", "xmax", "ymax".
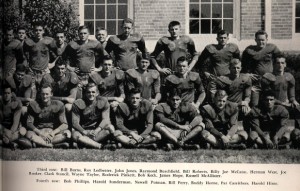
[
  {"xmin": 140, "ymin": 105, "xmax": 154, "ymax": 136},
  {"xmin": 150, "ymin": 38, "xmax": 164, "ymax": 59},
  {"xmin": 154, "ymin": 104, "xmax": 180, "ymax": 129},
  {"xmin": 275, "ymin": 106, "xmax": 289, "ymax": 138},
  {"xmin": 104, "ymin": 37, "xmax": 114, "ymax": 55},
  {"xmin": 152, "ymin": 70, "xmax": 161, "ymax": 94},
  {"xmin": 287, "ymin": 73, "xmax": 296, "ymax": 102},
  {"xmin": 125, "ymin": 70, "xmax": 136, "ymax": 91},
  {"xmin": 187, "ymin": 37, "xmax": 199, "ymax": 61},
  {"xmin": 115, "ymin": 103, "xmax": 132, "ymax": 134},
  {"xmin": 241, "ymin": 47, "xmax": 252, "ymax": 73},
  {"xmin": 200, "ymin": 105, "xmax": 224, "ymax": 138},
  {"xmin": 116, "ymin": 70, "xmax": 125, "ymax": 95},
  {"xmin": 27, "ymin": 101, "xmax": 38, "ymax": 131},
  {"xmin": 57, "ymin": 102, "xmax": 67, "ymax": 125},
  {"xmin": 196, "ymin": 47, "xmax": 210, "ymax": 70},
  {"xmin": 71, "ymin": 101, "xmax": 85, "ymax": 133},
  {"xmin": 138, "ymin": 36, "xmax": 147, "ymax": 58}
]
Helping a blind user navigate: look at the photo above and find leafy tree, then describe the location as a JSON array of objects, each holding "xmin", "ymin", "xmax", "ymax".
[{"xmin": 22, "ymin": 0, "xmax": 79, "ymax": 41}]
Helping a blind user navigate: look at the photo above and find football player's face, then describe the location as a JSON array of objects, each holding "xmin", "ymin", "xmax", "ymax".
[
  {"xmin": 122, "ymin": 23, "xmax": 133, "ymax": 37},
  {"xmin": 274, "ymin": 57, "xmax": 286, "ymax": 73},
  {"xmin": 3, "ymin": 88, "xmax": 12, "ymax": 102},
  {"xmin": 96, "ymin": 30, "xmax": 107, "ymax": 42},
  {"xmin": 55, "ymin": 64, "xmax": 67, "ymax": 77},
  {"xmin": 55, "ymin": 33, "xmax": 65, "ymax": 45},
  {"xmin": 130, "ymin": 93, "xmax": 141, "ymax": 108},
  {"xmin": 85, "ymin": 86, "xmax": 98, "ymax": 101},
  {"xmin": 79, "ymin": 29, "xmax": 89, "ymax": 41},
  {"xmin": 138, "ymin": 59, "xmax": 150, "ymax": 71},
  {"xmin": 168, "ymin": 25, "xmax": 181, "ymax": 38},
  {"xmin": 5, "ymin": 30, "xmax": 14, "ymax": 42},
  {"xmin": 263, "ymin": 96, "xmax": 275, "ymax": 110},
  {"xmin": 15, "ymin": 71, "xmax": 25, "ymax": 82},
  {"xmin": 177, "ymin": 61, "xmax": 188, "ymax": 75},
  {"xmin": 103, "ymin": 59, "xmax": 114, "ymax": 73},
  {"xmin": 214, "ymin": 96, "xmax": 227, "ymax": 110},
  {"xmin": 40, "ymin": 87, "xmax": 53, "ymax": 103},
  {"xmin": 255, "ymin": 34, "xmax": 268, "ymax": 49},
  {"xmin": 18, "ymin": 29, "xmax": 26, "ymax": 41},
  {"xmin": 35, "ymin": 26, "xmax": 44, "ymax": 40},
  {"xmin": 217, "ymin": 34, "xmax": 228, "ymax": 46},
  {"xmin": 230, "ymin": 62, "xmax": 242, "ymax": 77},
  {"xmin": 170, "ymin": 96, "xmax": 181, "ymax": 109}
]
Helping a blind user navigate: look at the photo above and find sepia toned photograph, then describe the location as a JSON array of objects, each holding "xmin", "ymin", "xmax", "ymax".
[{"xmin": 1, "ymin": 0, "xmax": 300, "ymax": 165}]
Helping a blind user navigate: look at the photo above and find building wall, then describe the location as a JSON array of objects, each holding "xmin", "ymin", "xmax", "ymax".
[
  {"xmin": 271, "ymin": 0, "xmax": 293, "ymax": 39},
  {"xmin": 134, "ymin": 0, "xmax": 185, "ymax": 40},
  {"xmin": 240, "ymin": 0, "xmax": 265, "ymax": 40}
]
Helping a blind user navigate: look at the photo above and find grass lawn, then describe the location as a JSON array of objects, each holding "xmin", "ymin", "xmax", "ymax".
[{"xmin": 2, "ymin": 148, "xmax": 300, "ymax": 163}]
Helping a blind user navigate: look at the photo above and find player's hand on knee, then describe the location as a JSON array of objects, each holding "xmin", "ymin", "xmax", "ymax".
[
  {"xmin": 221, "ymin": 135, "xmax": 230, "ymax": 147},
  {"xmin": 88, "ymin": 130, "xmax": 96, "ymax": 139},
  {"xmin": 264, "ymin": 138, "xmax": 274, "ymax": 149},
  {"xmin": 272, "ymin": 136, "xmax": 279, "ymax": 149}
]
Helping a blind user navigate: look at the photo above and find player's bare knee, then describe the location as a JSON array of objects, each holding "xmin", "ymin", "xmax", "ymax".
[
  {"xmin": 21, "ymin": 106, "xmax": 28, "ymax": 116},
  {"xmin": 114, "ymin": 130, "xmax": 123, "ymax": 138},
  {"xmin": 72, "ymin": 131, "xmax": 82, "ymax": 142},
  {"xmin": 154, "ymin": 122, "xmax": 165, "ymax": 131},
  {"xmin": 201, "ymin": 130, "xmax": 211, "ymax": 139},
  {"xmin": 65, "ymin": 104, "xmax": 72, "ymax": 113},
  {"xmin": 63, "ymin": 130, "xmax": 72, "ymax": 139},
  {"xmin": 249, "ymin": 131, "xmax": 259, "ymax": 141},
  {"xmin": 238, "ymin": 130, "xmax": 248, "ymax": 141},
  {"xmin": 104, "ymin": 124, "xmax": 115, "ymax": 133},
  {"xmin": 150, "ymin": 131, "xmax": 161, "ymax": 140}
]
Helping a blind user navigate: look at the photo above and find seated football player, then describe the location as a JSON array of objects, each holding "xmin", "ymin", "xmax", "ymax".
[
  {"xmin": 154, "ymin": 89, "xmax": 205, "ymax": 150},
  {"xmin": 126, "ymin": 54, "xmax": 161, "ymax": 106},
  {"xmin": 208, "ymin": 59, "xmax": 252, "ymax": 115},
  {"xmin": 71, "ymin": 83, "xmax": 114, "ymax": 149},
  {"xmin": 0, "ymin": 85, "xmax": 26, "ymax": 149},
  {"xmin": 26, "ymin": 84, "xmax": 71, "ymax": 148},
  {"xmin": 200, "ymin": 90, "xmax": 248, "ymax": 149},
  {"xmin": 165, "ymin": 56, "xmax": 206, "ymax": 110},
  {"xmin": 114, "ymin": 88, "xmax": 161, "ymax": 149},
  {"xmin": 47, "ymin": 58, "xmax": 78, "ymax": 113},
  {"xmin": 244, "ymin": 90, "xmax": 292, "ymax": 149}
]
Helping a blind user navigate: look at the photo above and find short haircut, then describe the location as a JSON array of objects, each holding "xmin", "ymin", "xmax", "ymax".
[
  {"xmin": 136, "ymin": 53, "xmax": 150, "ymax": 63},
  {"xmin": 255, "ymin": 30, "xmax": 268, "ymax": 39},
  {"xmin": 17, "ymin": 25, "xmax": 26, "ymax": 32},
  {"xmin": 229, "ymin": 58, "xmax": 241, "ymax": 68},
  {"xmin": 84, "ymin": 82, "xmax": 98, "ymax": 92},
  {"xmin": 274, "ymin": 53, "xmax": 286, "ymax": 61},
  {"xmin": 262, "ymin": 90, "xmax": 276, "ymax": 99},
  {"xmin": 103, "ymin": 54, "xmax": 113, "ymax": 62},
  {"xmin": 55, "ymin": 57, "xmax": 67, "ymax": 66},
  {"xmin": 214, "ymin": 90, "xmax": 228, "ymax": 99},
  {"xmin": 3, "ymin": 84, "xmax": 12, "ymax": 92},
  {"xmin": 78, "ymin": 25, "xmax": 90, "ymax": 33},
  {"xmin": 96, "ymin": 27, "xmax": 106, "ymax": 32},
  {"xmin": 40, "ymin": 83, "xmax": 53, "ymax": 91},
  {"xmin": 129, "ymin": 88, "xmax": 141, "ymax": 96},
  {"xmin": 167, "ymin": 88, "xmax": 182, "ymax": 99},
  {"xmin": 16, "ymin": 64, "xmax": 27, "ymax": 72},
  {"xmin": 168, "ymin": 21, "xmax": 181, "ymax": 29},
  {"xmin": 176, "ymin": 56, "xmax": 187, "ymax": 64},
  {"xmin": 6, "ymin": 27, "xmax": 14, "ymax": 33},
  {"xmin": 122, "ymin": 18, "xmax": 134, "ymax": 26},
  {"xmin": 55, "ymin": 30, "xmax": 65, "ymax": 36},
  {"xmin": 217, "ymin": 29, "xmax": 229, "ymax": 37},
  {"xmin": 34, "ymin": 21, "xmax": 45, "ymax": 29}
]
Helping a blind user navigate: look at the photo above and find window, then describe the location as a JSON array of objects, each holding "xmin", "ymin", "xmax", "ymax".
[
  {"xmin": 296, "ymin": 0, "xmax": 300, "ymax": 33},
  {"xmin": 82, "ymin": 0, "xmax": 131, "ymax": 35},
  {"xmin": 189, "ymin": 0, "xmax": 234, "ymax": 34}
]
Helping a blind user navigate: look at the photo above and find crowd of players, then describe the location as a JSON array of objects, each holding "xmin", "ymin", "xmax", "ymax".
[{"xmin": 1, "ymin": 18, "xmax": 300, "ymax": 151}]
